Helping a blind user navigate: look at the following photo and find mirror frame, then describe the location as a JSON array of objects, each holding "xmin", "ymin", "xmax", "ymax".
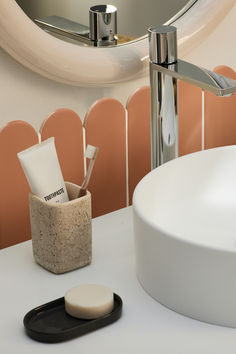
[{"xmin": 0, "ymin": 0, "xmax": 234, "ymax": 87}]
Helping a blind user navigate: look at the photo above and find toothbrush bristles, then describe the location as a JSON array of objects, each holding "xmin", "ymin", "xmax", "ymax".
[{"xmin": 85, "ymin": 145, "xmax": 98, "ymax": 159}]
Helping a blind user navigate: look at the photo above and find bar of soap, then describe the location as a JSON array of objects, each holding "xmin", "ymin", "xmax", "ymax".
[{"xmin": 65, "ymin": 284, "xmax": 114, "ymax": 319}]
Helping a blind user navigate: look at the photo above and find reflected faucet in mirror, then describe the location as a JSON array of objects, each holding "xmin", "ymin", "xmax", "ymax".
[
  {"xmin": 149, "ymin": 25, "xmax": 236, "ymax": 169},
  {"xmin": 35, "ymin": 4, "xmax": 118, "ymax": 47}
]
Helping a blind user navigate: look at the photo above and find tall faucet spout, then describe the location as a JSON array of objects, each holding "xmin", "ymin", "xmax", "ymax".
[{"xmin": 149, "ymin": 25, "xmax": 236, "ymax": 169}]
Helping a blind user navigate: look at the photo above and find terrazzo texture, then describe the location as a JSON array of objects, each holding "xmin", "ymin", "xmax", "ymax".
[{"xmin": 29, "ymin": 182, "xmax": 92, "ymax": 274}]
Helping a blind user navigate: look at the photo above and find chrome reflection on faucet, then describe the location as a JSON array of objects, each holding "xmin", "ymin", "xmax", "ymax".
[
  {"xmin": 149, "ymin": 25, "xmax": 236, "ymax": 169},
  {"xmin": 35, "ymin": 5, "xmax": 117, "ymax": 47}
]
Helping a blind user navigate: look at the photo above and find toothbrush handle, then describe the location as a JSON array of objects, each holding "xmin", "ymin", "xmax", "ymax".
[
  {"xmin": 77, "ymin": 159, "xmax": 95, "ymax": 198},
  {"xmin": 81, "ymin": 159, "xmax": 95, "ymax": 190},
  {"xmin": 78, "ymin": 188, "xmax": 87, "ymax": 198}
]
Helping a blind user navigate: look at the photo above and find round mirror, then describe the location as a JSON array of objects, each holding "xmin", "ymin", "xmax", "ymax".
[{"xmin": 0, "ymin": 0, "xmax": 233, "ymax": 87}]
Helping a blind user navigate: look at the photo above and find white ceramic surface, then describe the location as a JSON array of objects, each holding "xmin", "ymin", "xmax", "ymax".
[
  {"xmin": 0, "ymin": 0, "xmax": 234, "ymax": 86},
  {"xmin": 133, "ymin": 145, "xmax": 236, "ymax": 327},
  {"xmin": 3, "ymin": 207, "xmax": 236, "ymax": 354}
]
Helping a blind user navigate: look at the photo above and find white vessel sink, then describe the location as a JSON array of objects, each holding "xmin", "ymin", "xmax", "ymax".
[{"xmin": 133, "ymin": 146, "xmax": 236, "ymax": 328}]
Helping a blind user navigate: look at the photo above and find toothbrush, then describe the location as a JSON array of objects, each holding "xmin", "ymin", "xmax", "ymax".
[{"xmin": 78, "ymin": 144, "xmax": 99, "ymax": 198}]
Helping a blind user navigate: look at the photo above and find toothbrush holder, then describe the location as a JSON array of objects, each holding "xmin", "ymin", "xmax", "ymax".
[{"xmin": 29, "ymin": 182, "xmax": 92, "ymax": 274}]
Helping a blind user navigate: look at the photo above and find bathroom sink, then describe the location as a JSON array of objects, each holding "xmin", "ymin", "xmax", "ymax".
[{"xmin": 133, "ymin": 145, "xmax": 236, "ymax": 328}]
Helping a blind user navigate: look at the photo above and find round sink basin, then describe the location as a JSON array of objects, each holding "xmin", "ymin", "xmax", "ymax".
[{"xmin": 133, "ymin": 145, "xmax": 236, "ymax": 328}]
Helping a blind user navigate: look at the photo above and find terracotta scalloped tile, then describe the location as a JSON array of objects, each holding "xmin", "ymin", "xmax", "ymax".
[
  {"xmin": 40, "ymin": 108, "xmax": 84, "ymax": 186},
  {"xmin": 178, "ymin": 80, "xmax": 202, "ymax": 156},
  {"xmin": 84, "ymin": 98, "xmax": 126, "ymax": 217},
  {"xmin": 205, "ymin": 66, "xmax": 236, "ymax": 149},
  {"xmin": 127, "ymin": 86, "xmax": 151, "ymax": 205},
  {"xmin": 0, "ymin": 121, "xmax": 39, "ymax": 248}
]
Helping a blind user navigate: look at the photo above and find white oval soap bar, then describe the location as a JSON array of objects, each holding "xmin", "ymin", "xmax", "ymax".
[{"xmin": 65, "ymin": 284, "xmax": 114, "ymax": 319}]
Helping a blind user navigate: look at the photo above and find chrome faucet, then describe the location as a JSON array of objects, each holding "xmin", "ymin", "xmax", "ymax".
[
  {"xmin": 149, "ymin": 25, "xmax": 236, "ymax": 168},
  {"xmin": 35, "ymin": 5, "xmax": 117, "ymax": 47}
]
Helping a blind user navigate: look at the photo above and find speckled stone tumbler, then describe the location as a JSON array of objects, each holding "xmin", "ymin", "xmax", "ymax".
[{"xmin": 29, "ymin": 182, "xmax": 92, "ymax": 274}]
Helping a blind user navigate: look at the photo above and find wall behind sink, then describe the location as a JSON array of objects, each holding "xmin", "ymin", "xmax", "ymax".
[
  {"xmin": 0, "ymin": 46, "xmax": 149, "ymax": 131},
  {"xmin": 0, "ymin": 3, "xmax": 235, "ymax": 132}
]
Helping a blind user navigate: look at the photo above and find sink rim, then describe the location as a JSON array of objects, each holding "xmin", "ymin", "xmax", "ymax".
[{"xmin": 133, "ymin": 145, "xmax": 236, "ymax": 254}]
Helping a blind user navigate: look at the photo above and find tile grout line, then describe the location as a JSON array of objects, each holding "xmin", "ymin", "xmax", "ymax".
[
  {"xmin": 125, "ymin": 107, "xmax": 130, "ymax": 207},
  {"xmin": 201, "ymin": 90, "xmax": 205, "ymax": 151}
]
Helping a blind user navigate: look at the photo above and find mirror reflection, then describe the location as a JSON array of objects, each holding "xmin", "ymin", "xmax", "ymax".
[{"xmin": 16, "ymin": 0, "xmax": 190, "ymax": 46}]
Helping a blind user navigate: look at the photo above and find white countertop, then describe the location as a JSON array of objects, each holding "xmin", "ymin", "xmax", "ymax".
[{"xmin": 1, "ymin": 206, "xmax": 236, "ymax": 353}]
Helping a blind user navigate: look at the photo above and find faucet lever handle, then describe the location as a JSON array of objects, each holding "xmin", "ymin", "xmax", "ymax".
[
  {"xmin": 148, "ymin": 25, "xmax": 177, "ymax": 65},
  {"xmin": 89, "ymin": 5, "xmax": 117, "ymax": 45}
]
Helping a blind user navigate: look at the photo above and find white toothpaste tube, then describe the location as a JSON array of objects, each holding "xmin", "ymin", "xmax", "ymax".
[{"xmin": 17, "ymin": 137, "xmax": 69, "ymax": 203}]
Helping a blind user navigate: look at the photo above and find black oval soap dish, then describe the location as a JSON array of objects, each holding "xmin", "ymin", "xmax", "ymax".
[{"xmin": 23, "ymin": 293, "xmax": 122, "ymax": 343}]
